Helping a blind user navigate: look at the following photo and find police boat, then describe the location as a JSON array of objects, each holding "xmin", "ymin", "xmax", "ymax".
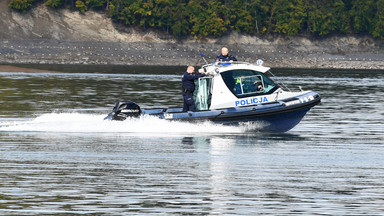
[{"xmin": 104, "ymin": 61, "xmax": 321, "ymax": 132}]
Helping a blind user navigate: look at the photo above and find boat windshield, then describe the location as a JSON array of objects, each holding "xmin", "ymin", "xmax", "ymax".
[
  {"xmin": 221, "ymin": 69, "xmax": 278, "ymax": 98},
  {"xmin": 194, "ymin": 77, "xmax": 212, "ymax": 110}
]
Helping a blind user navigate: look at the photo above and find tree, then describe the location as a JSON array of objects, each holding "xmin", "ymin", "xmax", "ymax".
[
  {"xmin": 270, "ymin": 0, "xmax": 307, "ymax": 35},
  {"xmin": 307, "ymin": 0, "xmax": 349, "ymax": 36},
  {"xmin": 245, "ymin": 0, "xmax": 265, "ymax": 34},
  {"xmin": 45, "ymin": 0, "xmax": 64, "ymax": 8},
  {"xmin": 188, "ymin": 0, "xmax": 227, "ymax": 38},
  {"xmin": 8, "ymin": 0, "xmax": 35, "ymax": 13},
  {"xmin": 86, "ymin": 0, "xmax": 108, "ymax": 10},
  {"xmin": 349, "ymin": 0, "xmax": 376, "ymax": 33},
  {"xmin": 76, "ymin": 0, "xmax": 87, "ymax": 13},
  {"xmin": 187, "ymin": 0, "xmax": 205, "ymax": 37},
  {"xmin": 112, "ymin": 0, "xmax": 140, "ymax": 25},
  {"xmin": 169, "ymin": 0, "xmax": 189, "ymax": 37},
  {"xmin": 372, "ymin": 0, "xmax": 384, "ymax": 39},
  {"xmin": 226, "ymin": 0, "xmax": 254, "ymax": 33}
]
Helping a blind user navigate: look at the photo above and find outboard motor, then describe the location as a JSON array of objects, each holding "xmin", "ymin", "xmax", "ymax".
[{"xmin": 104, "ymin": 100, "xmax": 141, "ymax": 121}]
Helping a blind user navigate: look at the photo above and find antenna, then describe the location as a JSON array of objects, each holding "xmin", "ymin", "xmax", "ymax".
[{"xmin": 201, "ymin": 53, "xmax": 208, "ymax": 64}]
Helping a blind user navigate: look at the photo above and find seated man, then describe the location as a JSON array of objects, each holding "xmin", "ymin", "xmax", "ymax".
[
  {"xmin": 252, "ymin": 81, "xmax": 264, "ymax": 92},
  {"xmin": 215, "ymin": 47, "xmax": 237, "ymax": 62}
]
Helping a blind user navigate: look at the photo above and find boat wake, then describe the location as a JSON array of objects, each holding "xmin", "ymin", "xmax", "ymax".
[{"xmin": 0, "ymin": 113, "xmax": 266, "ymax": 135}]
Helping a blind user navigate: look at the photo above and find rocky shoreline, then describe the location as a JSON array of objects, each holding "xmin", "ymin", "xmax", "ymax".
[{"xmin": 1, "ymin": 39, "xmax": 383, "ymax": 70}]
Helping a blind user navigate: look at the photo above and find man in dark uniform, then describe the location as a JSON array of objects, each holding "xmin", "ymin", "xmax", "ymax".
[
  {"xmin": 182, "ymin": 66, "xmax": 206, "ymax": 112},
  {"xmin": 215, "ymin": 47, "xmax": 237, "ymax": 62}
]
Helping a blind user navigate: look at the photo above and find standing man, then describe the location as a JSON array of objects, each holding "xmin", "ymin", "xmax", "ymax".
[
  {"xmin": 182, "ymin": 65, "xmax": 206, "ymax": 112},
  {"xmin": 215, "ymin": 47, "xmax": 237, "ymax": 62}
]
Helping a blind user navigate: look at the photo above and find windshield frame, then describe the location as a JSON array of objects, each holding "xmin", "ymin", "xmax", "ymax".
[{"xmin": 220, "ymin": 69, "xmax": 279, "ymax": 98}]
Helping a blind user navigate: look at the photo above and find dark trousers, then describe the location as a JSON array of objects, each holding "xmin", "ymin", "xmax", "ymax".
[{"xmin": 183, "ymin": 93, "xmax": 195, "ymax": 112}]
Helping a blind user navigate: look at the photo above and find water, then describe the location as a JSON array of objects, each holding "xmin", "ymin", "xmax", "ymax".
[{"xmin": 1, "ymin": 65, "xmax": 383, "ymax": 215}]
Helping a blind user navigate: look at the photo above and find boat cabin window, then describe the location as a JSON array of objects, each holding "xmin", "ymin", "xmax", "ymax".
[{"xmin": 221, "ymin": 69, "xmax": 278, "ymax": 98}]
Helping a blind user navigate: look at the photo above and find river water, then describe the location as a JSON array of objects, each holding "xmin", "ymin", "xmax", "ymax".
[{"xmin": 0, "ymin": 65, "xmax": 383, "ymax": 215}]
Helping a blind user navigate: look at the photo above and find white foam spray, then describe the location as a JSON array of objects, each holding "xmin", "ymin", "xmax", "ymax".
[{"xmin": 0, "ymin": 113, "xmax": 265, "ymax": 135}]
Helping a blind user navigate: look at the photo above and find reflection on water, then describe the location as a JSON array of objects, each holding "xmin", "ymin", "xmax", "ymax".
[{"xmin": 0, "ymin": 65, "xmax": 383, "ymax": 215}]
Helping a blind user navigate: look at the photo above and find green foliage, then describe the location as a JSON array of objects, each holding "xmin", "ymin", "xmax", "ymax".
[
  {"xmin": 349, "ymin": 0, "xmax": 376, "ymax": 33},
  {"xmin": 372, "ymin": 0, "xmax": 384, "ymax": 39},
  {"xmin": 86, "ymin": 0, "xmax": 107, "ymax": 10},
  {"xmin": 8, "ymin": 0, "xmax": 35, "ymax": 13},
  {"xmin": 225, "ymin": 0, "xmax": 253, "ymax": 33},
  {"xmin": 45, "ymin": 0, "xmax": 64, "ymax": 8},
  {"xmin": 307, "ymin": 0, "xmax": 349, "ymax": 36},
  {"xmin": 170, "ymin": 1, "xmax": 188, "ymax": 37},
  {"xmin": 76, "ymin": 0, "xmax": 87, "ymax": 13},
  {"xmin": 189, "ymin": 1, "xmax": 228, "ymax": 38},
  {"xmin": 266, "ymin": 0, "xmax": 307, "ymax": 35},
  {"xmin": 7, "ymin": 0, "xmax": 384, "ymax": 39}
]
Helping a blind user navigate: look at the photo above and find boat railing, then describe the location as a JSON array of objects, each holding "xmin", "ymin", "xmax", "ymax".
[
  {"xmin": 199, "ymin": 61, "xmax": 270, "ymax": 75},
  {"xmin": 267, "ymin": 70, "xmax": 292, "ymax": 92},
  {"xmin": 200, "ymin": 61, "xmax": 252, "ymax": 68}
]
